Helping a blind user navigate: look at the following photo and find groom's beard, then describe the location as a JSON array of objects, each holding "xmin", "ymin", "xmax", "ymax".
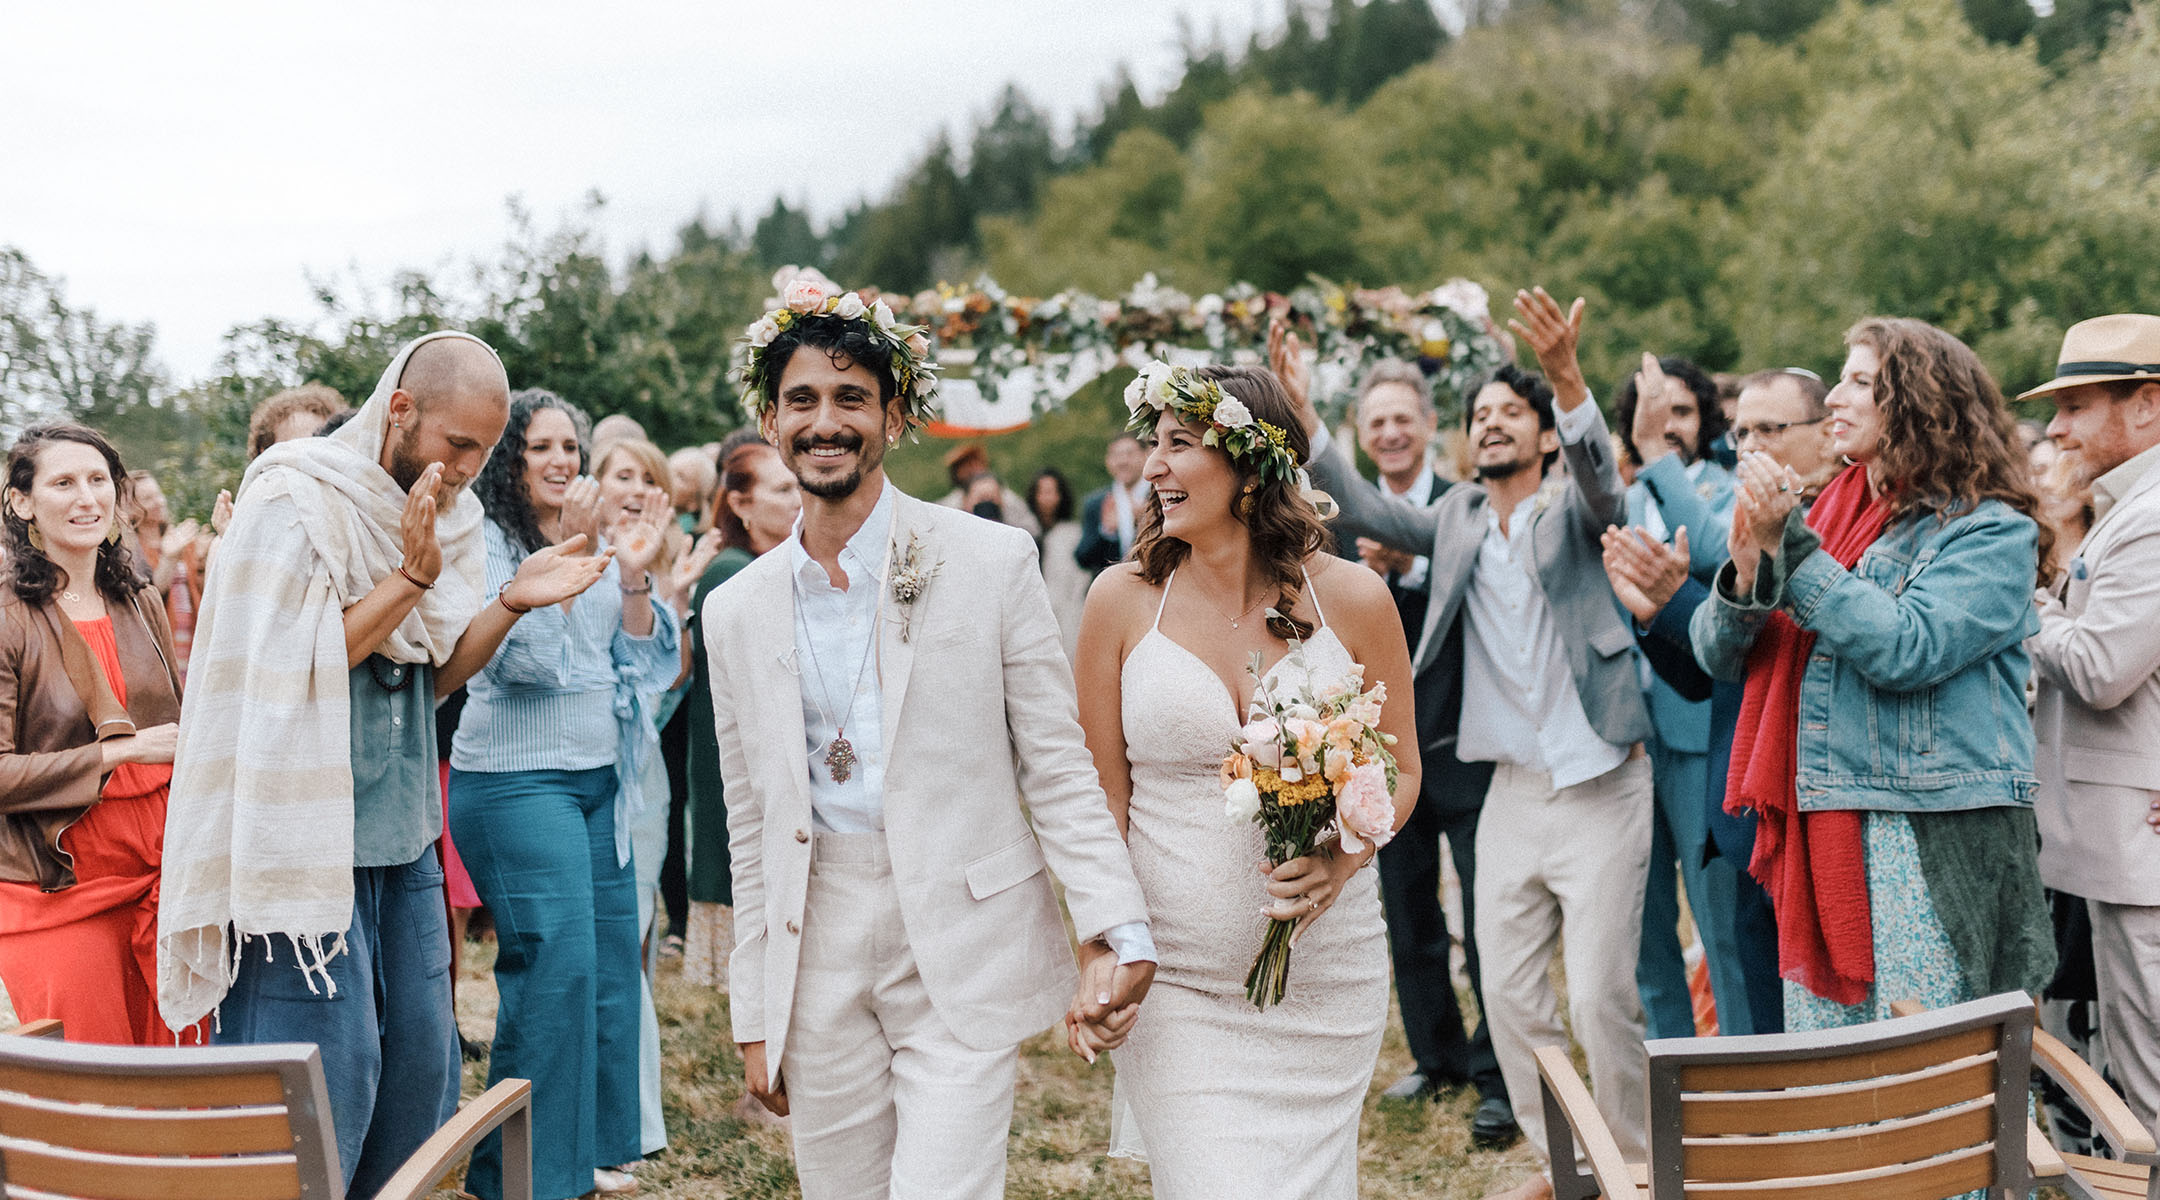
[{"xmin": 791, "ymin": 430, "xmax": 882, "ymax": 500}]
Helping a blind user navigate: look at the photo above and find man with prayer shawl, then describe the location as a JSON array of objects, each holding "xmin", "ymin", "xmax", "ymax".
[{"xmin": 159, "ymin": 332, "xmax": 612, "ymax": 1196}]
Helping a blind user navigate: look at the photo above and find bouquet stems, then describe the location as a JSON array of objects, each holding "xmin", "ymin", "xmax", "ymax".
[{"xmin": 1246, "ymin": 916, "xmax": 1296, "ymax": 1008}]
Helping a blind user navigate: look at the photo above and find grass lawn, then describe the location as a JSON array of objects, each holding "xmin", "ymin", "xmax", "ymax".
[{"xmin": 449, "ymin": 936, "xmax": 1546, "ymax": 1199}]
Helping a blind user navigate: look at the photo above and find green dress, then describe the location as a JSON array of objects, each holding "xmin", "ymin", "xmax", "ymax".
[{"xmin": 684, "ymin": 546, "xmax": 755, "ymax": 905}]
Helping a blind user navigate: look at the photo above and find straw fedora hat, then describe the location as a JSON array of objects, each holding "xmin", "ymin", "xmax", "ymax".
[{"xmin": 2018, "ymin": 313, "xmax": 2160, "ymax": 401}]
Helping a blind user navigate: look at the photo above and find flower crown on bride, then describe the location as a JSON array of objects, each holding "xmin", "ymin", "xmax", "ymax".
[
  {"xmin": 1123, "ymin": 360, "xmax": 1335, "ymax": 516},
  {"xmin": 738, "ymin": 275, "xmax": 941, "ymax": 429}
]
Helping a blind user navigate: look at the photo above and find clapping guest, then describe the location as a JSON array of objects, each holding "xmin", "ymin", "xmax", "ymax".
[
  {"xmin": 1612, "ymin": 353, "xmax": 1747, "ymax": 1039},
  {"xmin": 1076, "ymin": 433, "xmax": 1150, "ymax": 573},
  {"xmin": 1692, "ymin": 318, "xmax": 2056, "ymax": 1033},
  {"xmin": 591, "ymin": 435, "xmax": 687, "ymax": 1166},
  {"xmin": 1598, "ymin": 367, "xmax": 1842, "ymax": 1039},
  {"xmin": 681, "ymin": 432, "xmax": 798, "ymax": 994},
  {"xmin": 448, "ymin": 390, "xmax": 681, "ymax": 1200},
  {"xmin": 1029, "ymin": 467, "xmax": 1089, "ymax": 663},
  {"xmin": 0, "ymin": 425, "xmax": 195, "ymax": 1045}
]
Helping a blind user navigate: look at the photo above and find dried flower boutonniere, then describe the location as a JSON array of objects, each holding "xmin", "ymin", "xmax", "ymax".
[{"xmin": 889, "ymin": 531, "xmax": 941, "ymax": 642}]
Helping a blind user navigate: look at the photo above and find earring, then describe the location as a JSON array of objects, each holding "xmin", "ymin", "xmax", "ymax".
[
  {"xmin": 26, "ymin": 525, "xmax": 43, "ymax": 552},
  {"xmin": 105, "ymin": 523, "xmax": 122, "ymax": 546}
]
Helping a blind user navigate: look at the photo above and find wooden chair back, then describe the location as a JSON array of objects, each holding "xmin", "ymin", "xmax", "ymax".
[
  {"xmin": 0, "ymin": 1036, "xmax": 343, "ymax": 1200},
  {"xmin": 1642, "ymin": 990, "xmax": 2036, "ymax": 1200}
]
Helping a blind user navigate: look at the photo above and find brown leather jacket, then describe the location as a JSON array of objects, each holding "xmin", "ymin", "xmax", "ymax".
[{"xmin": 0, "ymin": 586, "xmax": 181, "ymax": 891}]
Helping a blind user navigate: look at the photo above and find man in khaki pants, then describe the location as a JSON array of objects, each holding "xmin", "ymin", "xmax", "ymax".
[
  {"xmin": 1289, "ymin": 289, "xmax": 1654, "ymax": 1200},
  {"xmin": 2025, "ymin": 313, "xmax": 2160, "ymax": 1133}
]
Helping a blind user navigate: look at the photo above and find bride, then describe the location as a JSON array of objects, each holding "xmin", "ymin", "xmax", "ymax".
[{"xmin": 1068, "ymin": 363, "xmax": 1419, "ymax": 1198}]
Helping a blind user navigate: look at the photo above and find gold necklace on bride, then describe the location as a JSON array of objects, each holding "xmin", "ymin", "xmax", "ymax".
[{"xmin": 1197, "ymin": 585, "xmax": 1270, "ymax": 631}]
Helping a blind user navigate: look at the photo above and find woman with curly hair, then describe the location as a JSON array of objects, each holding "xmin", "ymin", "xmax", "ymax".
[
  {"xmin": 1694, "ymin": 317, "xmax": 2056, "ymax": 1032},
  {"xmin": 0, "ymin": 424, "xmax": 200, "ymax": 1044},
  {"xmin": 1071, "ymin": 365, "xmax": 1417, "ymax": 1197},
  {"xmin": 447, "ymin": 389, "xmax": 681, "ymax": 1200}
]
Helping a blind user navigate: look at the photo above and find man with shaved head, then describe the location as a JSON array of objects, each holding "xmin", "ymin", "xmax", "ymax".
[{"xmin": 161, "ymin": 332, "xmax": 611, "ymax": 1197}]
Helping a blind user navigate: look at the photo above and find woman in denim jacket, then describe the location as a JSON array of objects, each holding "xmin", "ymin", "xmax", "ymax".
[{"xmin": 1692, "ymin": 318, "xmax": 2056, "ymax": 1031}]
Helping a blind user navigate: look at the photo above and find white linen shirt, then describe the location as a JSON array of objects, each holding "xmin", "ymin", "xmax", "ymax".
[
  {"xmin": 787, "ymin": 484, "xmax": 898, "ymax": 835},
  {"xmin": 1454, "ymin": 399, "xmax": 1631, "ymax": 789}
]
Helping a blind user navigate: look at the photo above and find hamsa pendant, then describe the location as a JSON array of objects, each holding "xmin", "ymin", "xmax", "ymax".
[{"xmin": 823, "ymin": 735, "xmax": 857, "ymax": 784}]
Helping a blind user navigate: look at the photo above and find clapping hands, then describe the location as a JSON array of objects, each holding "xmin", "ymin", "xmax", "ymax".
[
  {"xmin": 1602, "ymin": 526, "xmax": 1690, "ymax": 626},
  {"xmin": 609, "ymin": 486, "xmax": 671, "ymax": 577},
  {"xmin": 1728, "ymin": 450, "xmax": 1803, "ymax": 594}
]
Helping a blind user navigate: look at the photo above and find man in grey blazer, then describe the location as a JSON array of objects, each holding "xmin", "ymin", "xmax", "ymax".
[
  {"xmin": 2025, "ymin": 313, "xmax": 2160, "ymax": 1135},
  {"xmin": 1280, "ymin": 289, "xmax": 1652, "ymax": 1200}
]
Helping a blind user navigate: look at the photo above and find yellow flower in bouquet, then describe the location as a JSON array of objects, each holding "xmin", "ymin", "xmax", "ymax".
[{"xmin": 1219, "ymin": 643, "xmax": 1400, "ymax": 1008}]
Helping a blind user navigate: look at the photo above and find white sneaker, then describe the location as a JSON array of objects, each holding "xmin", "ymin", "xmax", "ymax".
[{"xmin": 592, "ymin": 1166, "xmax": 638, "ymax": 1194}]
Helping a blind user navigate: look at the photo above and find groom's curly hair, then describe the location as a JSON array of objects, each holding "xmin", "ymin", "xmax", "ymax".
[{"xmin": 1131, "ymin": 366, "xmax": 1330, "ymax": 642}]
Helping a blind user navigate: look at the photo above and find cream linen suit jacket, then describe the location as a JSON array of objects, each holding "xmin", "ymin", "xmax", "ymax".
[
  {"xmin": 703, "ymin": 490, "xmax": 1149, "ymax": 1067},
  {"xmin": 2032, "ymin": 456, "xmax": 2160, "ymax": 906}
]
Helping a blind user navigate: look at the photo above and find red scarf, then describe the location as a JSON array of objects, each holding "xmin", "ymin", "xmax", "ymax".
[{"xmin": 1724, "ymin": 464, "xmax": 1890, "ymax": 1006}]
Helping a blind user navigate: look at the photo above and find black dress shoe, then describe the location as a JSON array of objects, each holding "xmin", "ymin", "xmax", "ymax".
[{"xmin": 1470, "ymin": 1096, "xmax": 1521, "ymax": 1148}]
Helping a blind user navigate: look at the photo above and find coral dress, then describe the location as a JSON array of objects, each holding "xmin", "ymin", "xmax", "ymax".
[
  {"xmin": 1107, "ymin": 574, "xmax": 1388, "ymax": 1198},
  {"xmin": 0, "ymin": 617, "xmax": 202, "ymax": 1044}
]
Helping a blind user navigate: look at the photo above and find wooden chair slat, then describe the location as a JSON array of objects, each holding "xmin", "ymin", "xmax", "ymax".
[
  {"xmin": 0, "ymin": 1092, "xmax": 294, "ymax": 1154},
  {"xmin": 1676, "ymin": 1026, "xmax": 1997, "ymax": 1092},
  {"xmin": 1679, "ymin": 1054, "xmax": 1994, "ymax": 1135},
  {"xmin": 1677, "ymin": 1143, "xmax": 1993, "ymax": 1199},
  {"xmin": 0, "ymin": 1137, "xmax": 302, "ymax": 1200},
  {"xmin": 0, "ymin": 1024, "xmax": 62, "ymax": 1041},
  {"xmin": 2064, "ymin": 1152, "xmax": 2152, "ymax": 1184},
  {"xmin": 0, "ymin": 1063, "xmax": 286, "ymax": 1108},
  {"xmin": 1678, "ymin": 1096, "xmax": 1993, "ymax": 1181}
]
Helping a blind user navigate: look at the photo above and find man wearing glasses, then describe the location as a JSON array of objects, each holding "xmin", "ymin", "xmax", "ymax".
[
  {"xmin": 1600, "ymin": 365, "xmax": 1835, "ymax": 1038},
  {"xmin": 1729, "ymin": 368, "xmax": 1839, "ymax": 500}
]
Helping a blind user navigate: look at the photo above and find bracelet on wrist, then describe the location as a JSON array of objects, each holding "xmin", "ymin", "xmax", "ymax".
[
  {"xmin": 498, "ymin": 593, "xmax": 533, "ymax": 615},
  {"xmin": 395, "ymin": 564, "xmax": 433, "ymax": 591},
  {"xmin": 619, "ymin": 577, "xmax": 653, "ymax": 596}
]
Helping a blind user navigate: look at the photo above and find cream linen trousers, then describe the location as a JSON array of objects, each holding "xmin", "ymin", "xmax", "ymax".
[
  {"xmin": 781, "ymin": 831, "xmax": 1021, "ymax": 1200},
  {"xmin": 1476, "ymin": 755, "xmax": 1655, "ymax": 1168}
]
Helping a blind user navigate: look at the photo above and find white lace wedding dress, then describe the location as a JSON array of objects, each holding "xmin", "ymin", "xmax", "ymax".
[{"xmin": 1108, "ymin": 572, "xmax": 1389, "ymax": 1199}]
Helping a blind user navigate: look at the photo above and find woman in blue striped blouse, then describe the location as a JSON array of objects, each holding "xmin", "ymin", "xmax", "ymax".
[{"xmin": 448, "ymin": 390, "xmax": 681, "ymax": 1200}]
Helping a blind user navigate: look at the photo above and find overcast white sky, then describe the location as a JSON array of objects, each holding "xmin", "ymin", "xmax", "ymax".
[{"xmin": 3, "ymin": 1, "xmax": 1287, "ymax": 382}]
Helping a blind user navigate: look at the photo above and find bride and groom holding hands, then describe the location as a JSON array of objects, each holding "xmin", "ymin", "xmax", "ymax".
[{"xmin": 700, "ymin": 277, "xmax": 1596, "ymax": 1198}]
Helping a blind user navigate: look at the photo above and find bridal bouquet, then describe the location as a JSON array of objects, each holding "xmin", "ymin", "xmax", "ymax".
[{"xmin": 1220, "ymin": 640, "xmax": 1398, "ymax": 1009}]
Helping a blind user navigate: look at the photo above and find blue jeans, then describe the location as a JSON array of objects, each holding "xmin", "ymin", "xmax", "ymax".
[
  {"xmin": 451, "ymin": 765, "xmax": 642, "ymax": 1200},
  {"xmin": 216, "ymin": 850, "xmax": 461, "ymax": 1199}
]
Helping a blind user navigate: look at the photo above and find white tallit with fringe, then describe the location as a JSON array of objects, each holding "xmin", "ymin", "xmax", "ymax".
[{"xmin": 158, "ymin": 331, "xmax": 496, "ymax": 1032}]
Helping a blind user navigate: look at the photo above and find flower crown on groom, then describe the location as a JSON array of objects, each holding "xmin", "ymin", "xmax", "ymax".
[{"xmin": 738, "ymin": 272, "xmax": 942, "ymax": 429}]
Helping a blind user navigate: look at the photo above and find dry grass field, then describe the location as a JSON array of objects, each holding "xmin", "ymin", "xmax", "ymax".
[{"xmin": 448, "ymin": 938, "xmax": 1546, "ymax": 1199}]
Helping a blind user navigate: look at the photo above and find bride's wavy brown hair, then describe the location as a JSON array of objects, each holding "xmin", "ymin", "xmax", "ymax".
[
  {"xmin": 1848, "ymin": 317, "xmax": 2053, "ymax": 587},
  {"xmin": 1131, "ymin": 366, "xmax": 1330, "ymax": 641}
]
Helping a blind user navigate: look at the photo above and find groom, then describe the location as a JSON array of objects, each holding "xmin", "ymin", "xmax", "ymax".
[{"xmin": 704, "ymin": 286, "xmax": 1156, "ymax": 1199}]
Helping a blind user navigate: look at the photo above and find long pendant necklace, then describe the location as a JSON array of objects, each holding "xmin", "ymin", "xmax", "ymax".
[
  {"xmin": 796, "ymin": 604, "xmax": 878, "ymax": 783},
  {"xmin": 794, "ymin": 510, "xmax": 895, "ymax": 784}
]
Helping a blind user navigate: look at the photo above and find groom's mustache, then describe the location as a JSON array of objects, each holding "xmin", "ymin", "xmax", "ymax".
[{"xmin": 794, "ymin": 432, "xmax": 865, "ymax": 457}]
